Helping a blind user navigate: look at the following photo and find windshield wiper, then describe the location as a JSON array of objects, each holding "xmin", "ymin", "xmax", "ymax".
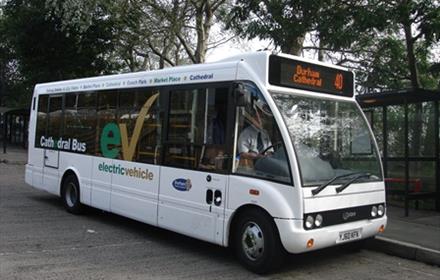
[
  {"xmin": 335, "ymin": 173, "xmax": 371, "ymax": 194},
  {"xmin": 311, "ymin": 172, "xmax": 368, "ymax": 196}
]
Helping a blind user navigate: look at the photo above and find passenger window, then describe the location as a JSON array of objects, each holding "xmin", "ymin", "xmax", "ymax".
[
  {"xmin": 118, "ymin": 89, "xmax": 161, "ymax": 164},
  {"xmin": 96, "ymin": 91, "xmax": 117, "ymax": 156},
  {"xmin": 164, "ymin": 87, "xmax": 229, "ymax": 172},
  {"xmin": 199, "ymin": 87, "xmax": 228, "ymax": 171},
  {"xmin": 46, "ymin": 95, "xmax": 63, "ymax": 145},
  {"xmin": 64, "ymin": 92, "xmax": 97, "ymax": 154},
  {"xmin": 35, "ymin": 95, "xmax": 48, "ymax": 148},
  {"xmin": 234, "ymin": 83, "xmax": 292, "ymax": 184}
]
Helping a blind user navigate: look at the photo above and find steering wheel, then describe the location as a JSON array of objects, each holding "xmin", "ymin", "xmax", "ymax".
[{"xmin": 260, "ymin": 141, "xmax": 283, "ymax": 155}]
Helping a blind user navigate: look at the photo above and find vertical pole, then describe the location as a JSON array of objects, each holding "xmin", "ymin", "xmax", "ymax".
[
  {"xmin": 24, "ymin": 115, "xmax": 28, "ymax": 149},
  {"xmin": 382, "ymin": 106, "xmax": 388, "ymax": 178},
  {"xmin": 8, "ymin": 113, "xmax": 12, "ymax": 141},
  {"xmin": 435, "ymin": 100, "xmax": 439, "ymax": 211},
  {"xmin": 404, "ymin": 100, "xmax": 409, "ymax": 216},
  {"xmin": 3, "ymin": 113, "xmax": 7, "ymax": 153}
]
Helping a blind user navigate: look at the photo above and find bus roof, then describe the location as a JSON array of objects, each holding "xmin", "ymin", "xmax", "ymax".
[{"xmin": 34, "ymin": 51, "xmax": 352, "ymax": 96}]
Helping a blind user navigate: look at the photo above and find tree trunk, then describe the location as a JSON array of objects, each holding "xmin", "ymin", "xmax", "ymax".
[
  {"xmin": 403, "ymin": 24, "xmax": 420, "ymax": 89},
  {"xmin": 283, "ymin": 35, "xmax": 305, "ymax": 56},
  {"xmin": 194, "ymin": 1, "xmax": 213, "ymax": 64},
  {"xmin": 401, "ymin": 0, "xmax": 420, "ymax": 90},
  {"xmin": 318, "ymin": 35, "xmax": 325, "ymax": 62}
]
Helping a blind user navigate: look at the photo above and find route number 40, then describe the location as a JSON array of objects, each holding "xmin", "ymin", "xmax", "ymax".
[{"xmin": 334, "ymin": 73, "xmax": 344, "ymax": 90}]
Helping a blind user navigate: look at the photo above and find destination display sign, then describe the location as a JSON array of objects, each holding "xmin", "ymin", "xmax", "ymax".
[{"xmin": 268, "ymin": 55, "xmax": 354, "ymax": 97}]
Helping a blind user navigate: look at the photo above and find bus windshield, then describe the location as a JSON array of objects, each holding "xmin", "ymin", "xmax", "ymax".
[{"xmin": 272, "ymin": 92, "xmax": 382, "ymax": 187}]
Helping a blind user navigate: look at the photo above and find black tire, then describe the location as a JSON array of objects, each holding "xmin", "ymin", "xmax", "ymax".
[
  {"xmin": 233, "ymin": 208, "xmax": 286, "ymax": 274},
  {"xmin": 61, "ymin": 174, "xmax": 84, "ymax": 214}
]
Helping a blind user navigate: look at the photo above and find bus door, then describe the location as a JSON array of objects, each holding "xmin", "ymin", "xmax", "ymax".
[
  {"xmin": 43, "ymin": 95, "xmax": 63, "ymax": 194},
  {"xmin": 158, "ymin": 86, "xmax": 231, "ymax": 245},
  {"xmin": 159, "ymin": 168, "xmax": 228, "ymax": 244}
]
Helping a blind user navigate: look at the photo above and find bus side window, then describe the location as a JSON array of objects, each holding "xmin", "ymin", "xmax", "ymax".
[
  {"xmin": 234, "ymin": 82, "xmax": 292, "ymax": 184},
  {"xmin": 198, "ymin": 87, "xmax": 228, "ymax": 171},
  {"xmin": 35, "ymin": 95, "xmax": 48, "ymax": 148},
  {"xmin": 137, "ymin": 90, "xmax": 161, "ymax": 164},
  {"xmin": 47, "ymin": 95, "xmax": 63, "ymax": 143},
  {"xmin": 96, "ymin": 91, "xmax": 117, "ymax": 157},
  {"xmin": 164, "ymin": 86, "xmax": 229, "ymax": 172},
  {"xmin": 64, "ymin": 92, "xmax": 97, "ymax": 155},
  {"xmin": 118, "ymin": 88, "xmax": 161, "ymax": 164}
]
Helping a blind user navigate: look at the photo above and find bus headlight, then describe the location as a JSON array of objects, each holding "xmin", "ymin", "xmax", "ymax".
[
  {"xmin": 314, "ymin": 214, "xmax": 323, "ymax": 227},
  {"xmin": 305, "ymin": 215, "xmax": 314, "ymax": 229},
  {"xmin": 371, "ymin": 206, "xmax": 378, "ymax": 217},
  {"xmin": 378, "ymin": 204, "xmax": 384, "ymax": 216}
]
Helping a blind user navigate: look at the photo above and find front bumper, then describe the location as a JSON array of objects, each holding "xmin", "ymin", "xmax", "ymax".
[{"xmin": 274, "ymin": 215, "xmax": 387, "ymax": 254}]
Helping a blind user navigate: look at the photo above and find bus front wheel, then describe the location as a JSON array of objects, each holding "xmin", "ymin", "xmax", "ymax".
[
  {"xmin": 233, "ymin": 208, "xmax": 285, "ymax": 274},
  {"xmin": 61, "ymin": 174, "xmax": 83, "ymax": 214}
]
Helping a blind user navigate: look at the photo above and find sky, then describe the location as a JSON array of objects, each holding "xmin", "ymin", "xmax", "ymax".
[{"xmin": 206, "ymin": 38, "xmax": 271, "ymax": 63}]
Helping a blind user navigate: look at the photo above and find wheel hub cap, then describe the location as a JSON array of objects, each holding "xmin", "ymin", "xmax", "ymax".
[
  {"xmin": 65, "ymin": 182, "xmax": 77, "ymax": 208},
  {"xmin": 241, "ymin": 222, "xmax": 264, "ymax": 261}
]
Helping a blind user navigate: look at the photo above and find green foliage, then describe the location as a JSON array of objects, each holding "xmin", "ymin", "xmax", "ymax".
[
  {"xmin": 357, "ymin": 0, "xmax": 440, "ymax": 92},
  {"xmin": 0, "ymin": 0, "xmax": 119, "ymax": 106},
  {"xmin": 1, "ymin": 0, "xmax": 439, "ymax": 105},
  {"xmin": 225, "ymin": 0, "xmax": 336, "ymax": 54},
  {"xmin": 225, "ymin": 0, "xmax": 440, "ymax": 93},
  {"xmin": 357, "ymin": 38, "xmax": 410, "ymax": 92}
]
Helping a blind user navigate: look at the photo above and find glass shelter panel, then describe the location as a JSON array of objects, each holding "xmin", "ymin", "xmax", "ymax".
[
  {"xmin": 386, "ymin": 105, "xmax": 405, "ymax": 157},
  {"xmin": 408, "ymin": 102, "xmax": 436, "ymax": 157},
  {"xmin": 409, "ymin": 161, "xmax": 436, "ymax": 193},
  {"xmin": 370, "ymin": 107, "xmax": 384, "ymax": 157}
]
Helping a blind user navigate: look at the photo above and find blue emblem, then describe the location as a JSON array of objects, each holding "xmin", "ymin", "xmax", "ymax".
[{"xmin": 172, "ymin": 178, "xmax": 192, "ymax": 191}]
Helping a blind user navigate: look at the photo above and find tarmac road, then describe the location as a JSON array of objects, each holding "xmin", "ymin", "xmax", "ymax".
[{"xmin": 1, "ymin": 164, "xmax": 440, "ymax": 280}]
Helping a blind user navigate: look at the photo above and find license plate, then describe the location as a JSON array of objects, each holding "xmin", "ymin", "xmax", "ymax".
[{"xmin": 337, "ymin": 228, "xmax": 362, "ymax": 243}]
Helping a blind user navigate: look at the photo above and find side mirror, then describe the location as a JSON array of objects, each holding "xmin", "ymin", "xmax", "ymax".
[{"xmin": 234, "ymin": 83, "xmax": 250, "ymax": 107}]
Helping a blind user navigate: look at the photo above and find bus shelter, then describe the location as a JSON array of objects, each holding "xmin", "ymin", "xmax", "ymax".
[
  {"xmin": 0, "ymin": 107, "xmax": 29, "ymax": 153},
  {"xmin": 356, "ymin": 89, "xmax": 440, "ymax": 215}
]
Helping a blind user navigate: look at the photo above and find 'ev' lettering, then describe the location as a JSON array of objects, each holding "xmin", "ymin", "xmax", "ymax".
[
  {"xmin": 99, "ymin": 93, "xmax": 158, "ymax": 161},
  {"xmin": 100, "ymin": 123, "xmax": 121, "ymax": 158}
]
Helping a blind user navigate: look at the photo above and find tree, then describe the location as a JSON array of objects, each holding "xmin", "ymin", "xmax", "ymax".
[
  {"xmin": 225, "ymin": 0, "xmax": 336, "ymax": 55},
  {"xmin": 328, "ymin": 0, "xmax": 439, "ymax": 91},
  {"xmin": 132, "ymin": 0, "xmax": 232, "ymax": 65},
  {"xmin": 1, "ymin": 0, "xmax": 119, "ymax": 106},
  {"xmin": 311, "ymin": 0, "xmax": 440, "ymax": 92},
  {"xmin": 225, "ymin": 0, "xmax": 439, "ymax": 93},
  {"xmin": 46, "ymin": 0, "xmax": 232, "ymax": 68}
]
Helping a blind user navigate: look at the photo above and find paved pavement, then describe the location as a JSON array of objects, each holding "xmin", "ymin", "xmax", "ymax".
[
  {"xmin": 0, "ymin": 147, "xmax": 440, "ymax": 279},
  {"xmin": 0, "ymin": 145, "xmax": 28, "ymax": 164},
  {"xmin": 1, "ymin": 164, "xmax": 439, "ymax": 279},
  {"xmin": 369, "ymin": 205, "xmax": 440, "ymax": 266}
]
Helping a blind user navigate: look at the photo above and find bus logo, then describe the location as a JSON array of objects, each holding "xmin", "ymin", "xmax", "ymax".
[
  {"xmin": 100, "ymin": 93, "xmax": 158, "ymax": 161},
  {"xmin": 342, "ymin": 211, "xmax": 356, "ymax": 220},
  {"xmin": 172, "ymin": 178, "xmax": 192, "ymax": 191}
]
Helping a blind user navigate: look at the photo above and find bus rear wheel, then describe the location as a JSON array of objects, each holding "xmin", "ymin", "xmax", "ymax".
[
  {"xmin": 61, "ymin": 174, "xmax": 83, "ymax": 214},
  {"xmin": 233, "ymin": 208, "xmax": 285, "ymax": 274}
]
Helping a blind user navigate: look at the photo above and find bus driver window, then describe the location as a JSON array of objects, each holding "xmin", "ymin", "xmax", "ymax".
[{"xmin": 234, "ymin": 83, "xmax": 291, "ymax": 184}]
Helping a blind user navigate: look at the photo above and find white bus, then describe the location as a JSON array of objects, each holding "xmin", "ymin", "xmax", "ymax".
[{"xmin": 26, "ymin": 51, "xmax": 386, "ymax": 273}]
